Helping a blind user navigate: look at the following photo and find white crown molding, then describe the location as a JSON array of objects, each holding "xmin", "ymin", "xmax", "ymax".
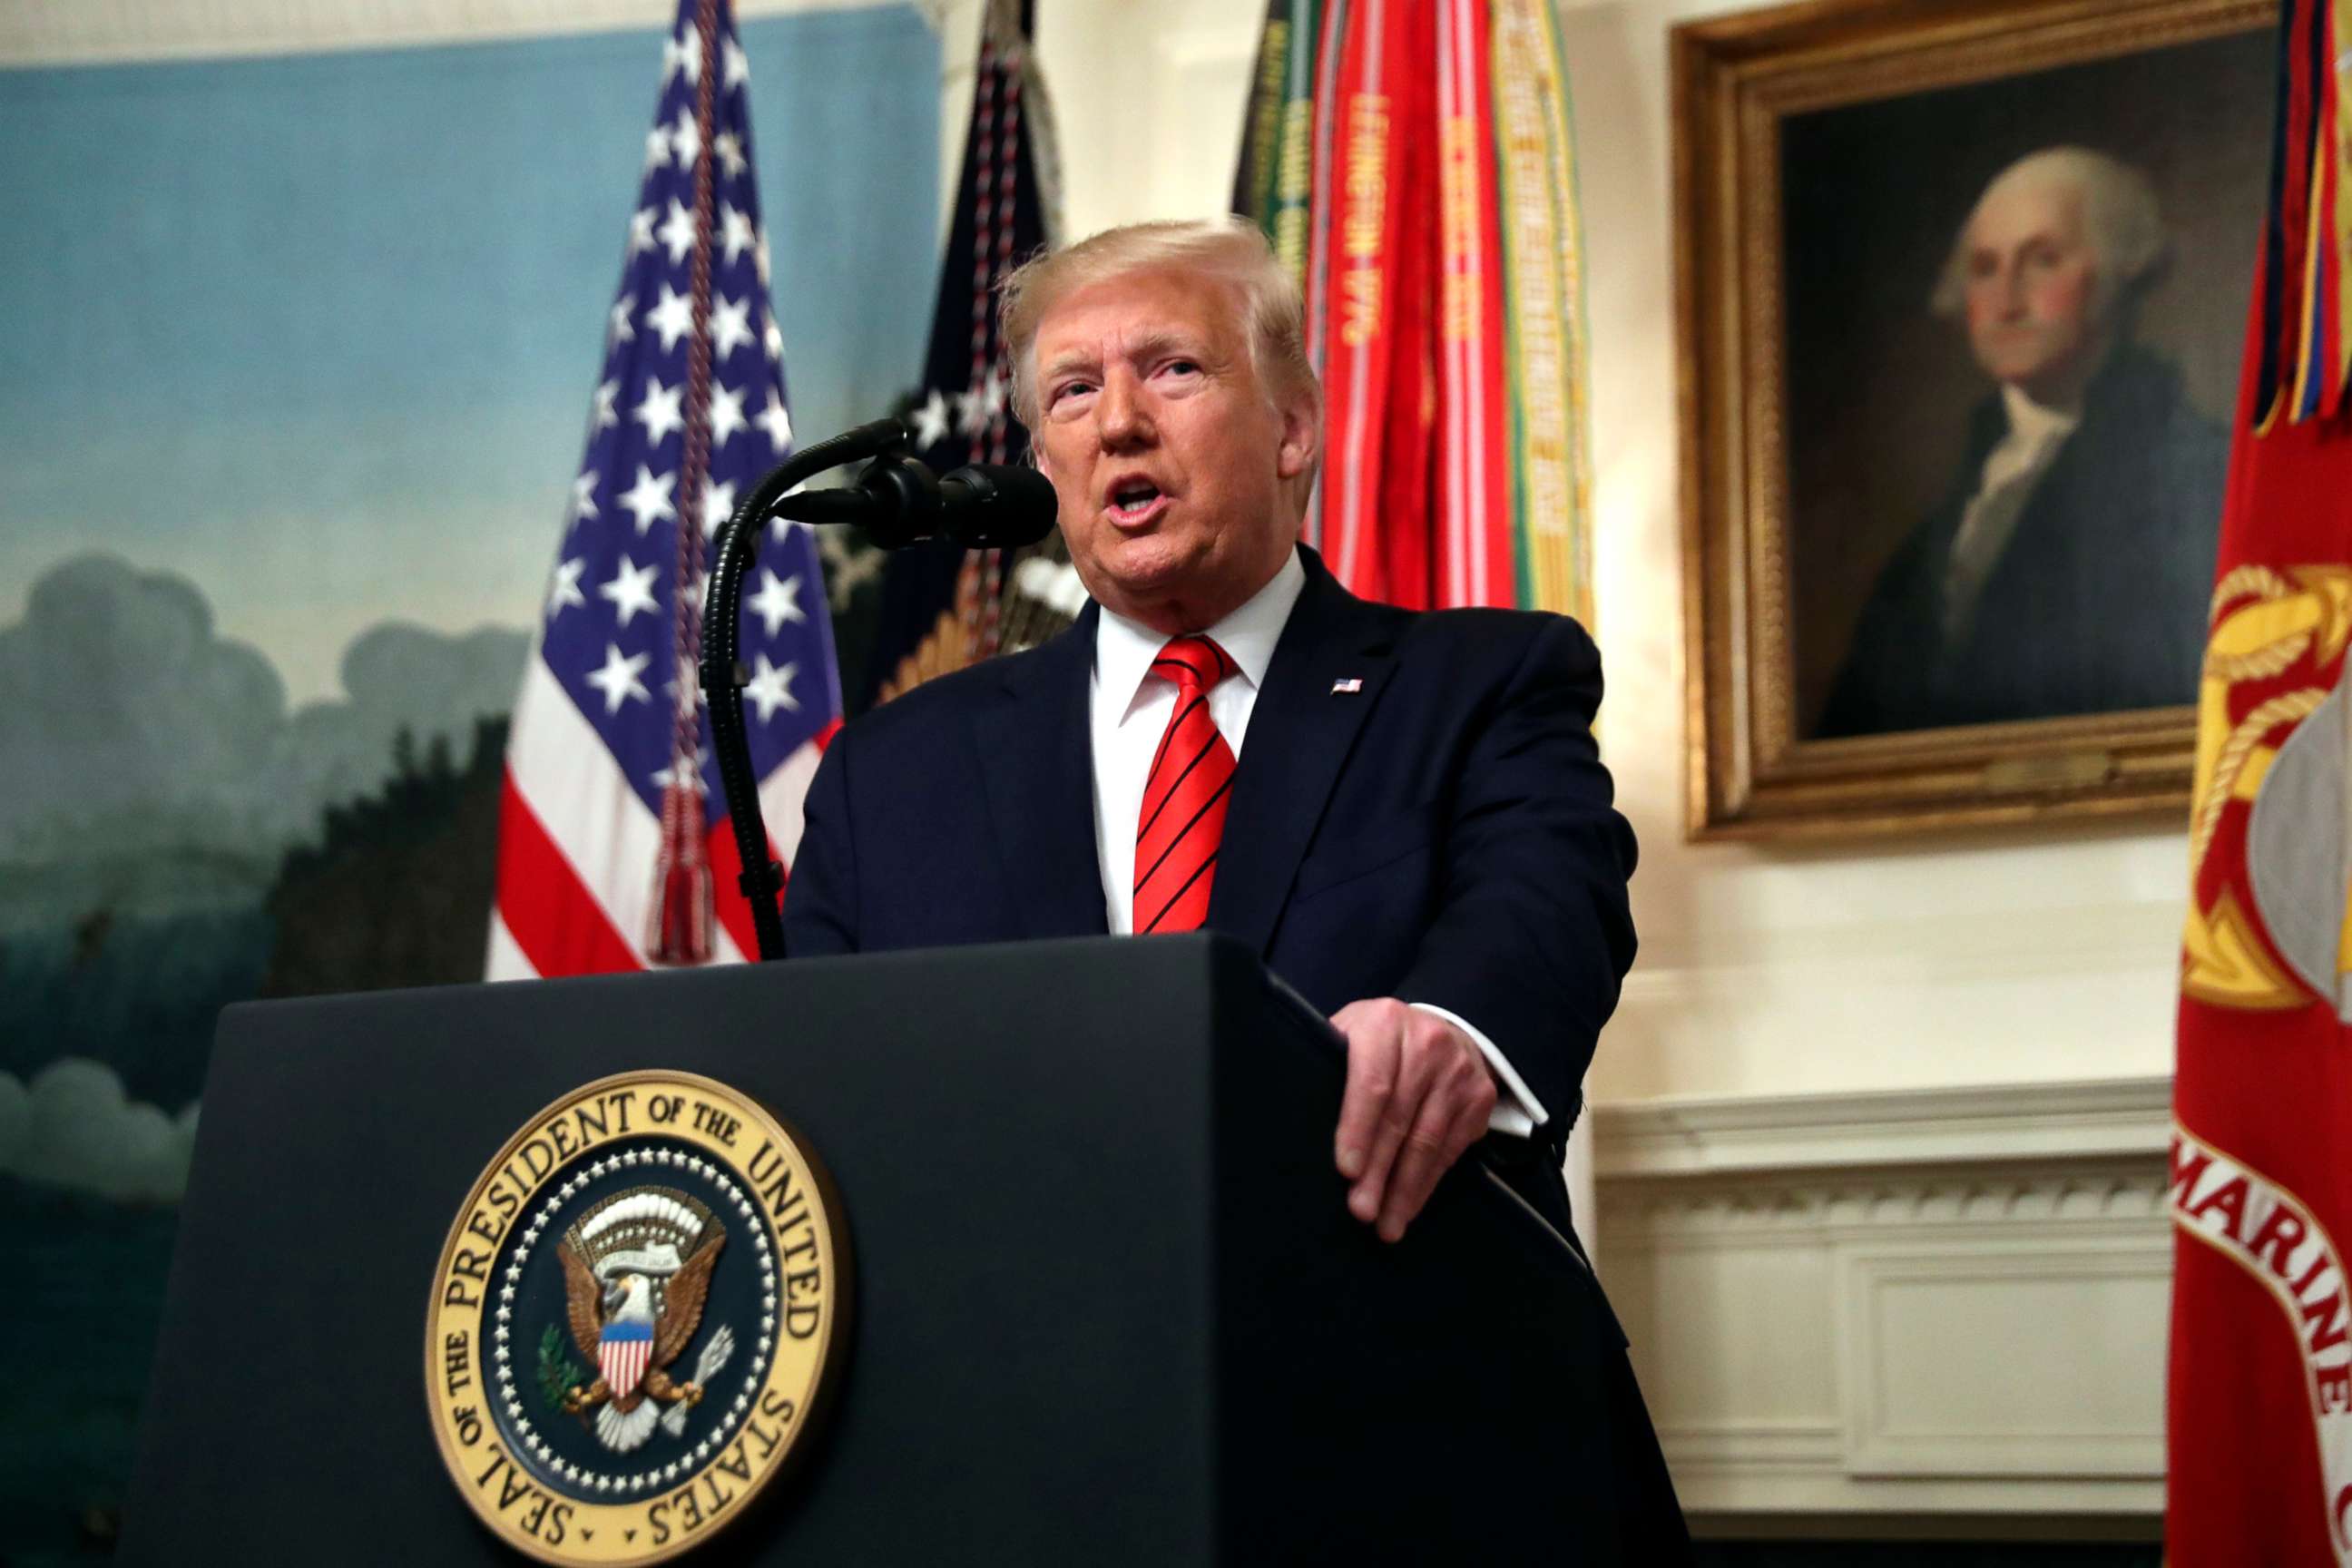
[
  {"xmin": 1594, "ymin": 1074, "xmax": 2172, "ymax": 1180},
  {"xmin": 0, "ymin": 0, "xmax": 916, "ymax": 69},
  {"xmin": 1614, "ymin": 1173, "xmax": 2170, "ymax": 1245}
]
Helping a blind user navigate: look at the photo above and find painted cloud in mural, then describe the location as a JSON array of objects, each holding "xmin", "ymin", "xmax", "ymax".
[
  {"xmin": 0, "ymin": 553, "xmax": 526, "ymax": 868},
  {"xmin": 0, "ymin": 1059, "xmax": 198, "ymax": 1205}
]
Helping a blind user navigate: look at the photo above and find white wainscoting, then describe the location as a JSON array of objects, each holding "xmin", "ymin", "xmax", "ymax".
[{"xmin": 1592, "ymin": 1077, "xmax": 2173, "ymax": 1524}]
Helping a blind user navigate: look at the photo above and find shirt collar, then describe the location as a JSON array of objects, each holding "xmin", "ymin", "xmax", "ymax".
[
  {"xmin": 1094, "ymin": 547, "xmax": 1307, "ymax": 720},
  {"xmin": 1999, "ymin": 382, "xmax": 2082, "ymax": 448}
]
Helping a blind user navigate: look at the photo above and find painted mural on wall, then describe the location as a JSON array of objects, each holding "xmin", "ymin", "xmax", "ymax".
[{"xmin": 0, "ymin": 11, "xmax": 936, "ymax": 1559}]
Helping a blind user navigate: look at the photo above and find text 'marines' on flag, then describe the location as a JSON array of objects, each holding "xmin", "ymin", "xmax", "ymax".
[
  {"xmin": 2168, "ymin": 0, "xmax": 2352, "ymax": 1559},
  {"xmin": 488, "ymin": 0, "xmax": 841, "ymax": 980}
]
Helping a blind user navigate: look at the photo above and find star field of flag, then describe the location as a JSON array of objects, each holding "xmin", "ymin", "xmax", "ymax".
[{"xmin": 536, "ymin": 7, "xmax": 838, "ymax": 822}]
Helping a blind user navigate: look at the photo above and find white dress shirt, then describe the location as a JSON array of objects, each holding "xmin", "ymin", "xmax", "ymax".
[
  {"xmin": 1942, "ymin": 385, "xmax": 2081, "ymax": 643},
  {"xmin": 1087, "ymin": 548, "xmax": 1547, "ymax": 1138}
]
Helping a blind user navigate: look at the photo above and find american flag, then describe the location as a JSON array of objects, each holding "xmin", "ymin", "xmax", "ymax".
[{"xmin": 488, "ymin": 0, "xmax": 839, "ymax": 979}]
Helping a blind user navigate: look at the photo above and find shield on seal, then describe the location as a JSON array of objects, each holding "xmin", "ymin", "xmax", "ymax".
[{"xmin": 599, "ymin": 1320, "xmax": 653, "ymax": 1398}]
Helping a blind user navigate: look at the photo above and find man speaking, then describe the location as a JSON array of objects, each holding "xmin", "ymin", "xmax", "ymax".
[{"xmin": 785, "ymin": 217, "xmax": 1683, "ymax": 1548}]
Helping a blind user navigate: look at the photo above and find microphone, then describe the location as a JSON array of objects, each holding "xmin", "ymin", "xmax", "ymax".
[
  {"xmin": 926, "ymin": 463, "xmax": 1061, "ymax": 551},
  {"xmin": 701, "ymin": 425, "xmax": 1061, "ymax": 962},
  {"xmin": 771, "ymin": 457, "xmax": 1059, "ymax": 551}
]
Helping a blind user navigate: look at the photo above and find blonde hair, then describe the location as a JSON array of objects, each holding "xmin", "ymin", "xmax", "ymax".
[{"xmin": 999, "ymin": 216, "xmax": 1319, "ymax": 428}]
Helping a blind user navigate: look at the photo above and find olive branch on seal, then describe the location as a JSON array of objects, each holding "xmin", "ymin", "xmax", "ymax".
[{"xmin": 537, "ymin": 1324, "xmax": 587, "ymax": 1415}]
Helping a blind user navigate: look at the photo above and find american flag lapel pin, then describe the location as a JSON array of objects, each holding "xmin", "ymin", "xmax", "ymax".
[{"xmin": 1330, "ymin": 677, "xmax": 1363, "ymax": 694}]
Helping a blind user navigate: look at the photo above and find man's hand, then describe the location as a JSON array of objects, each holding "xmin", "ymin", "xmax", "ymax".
[{"xmin": 1329, "ymin": 999, "xmax": 1498, "ymax": 1242}]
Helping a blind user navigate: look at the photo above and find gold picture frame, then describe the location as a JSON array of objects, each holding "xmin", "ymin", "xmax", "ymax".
[{"xmin": 1676, "ymin": 0, "xmax": 2275, "ymax": 839}]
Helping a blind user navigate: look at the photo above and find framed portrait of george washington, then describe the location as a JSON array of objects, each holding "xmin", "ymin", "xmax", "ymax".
[{"xmin": 1676, "ymin": 0, "xmax": 2276, "ymax": 838}]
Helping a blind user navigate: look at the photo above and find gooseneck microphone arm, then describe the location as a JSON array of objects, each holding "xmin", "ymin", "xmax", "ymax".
[
  {"xmin": 700, "ymin": 416, "xmax": 911, "ymax": 963},
  {"xmin": 700, "ymin": 419, "xmax": 1059, "ymax": 961}
]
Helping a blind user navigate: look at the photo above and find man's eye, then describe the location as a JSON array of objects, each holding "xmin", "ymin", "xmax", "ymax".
[
  {"xmin": 1051, "ymin": 381, "xmax": 1094, "ymax": 406},
  {"xmin": 1163, "ymin": 359, "xmax": 1200, "ymax": 377}
]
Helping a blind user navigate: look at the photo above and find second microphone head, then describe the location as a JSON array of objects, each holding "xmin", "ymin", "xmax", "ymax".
[{"xmin": 936, "ymin": 465, "xmax": 1061, "ymax": 551}]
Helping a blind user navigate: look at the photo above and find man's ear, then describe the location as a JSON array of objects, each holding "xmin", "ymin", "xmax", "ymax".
[{"xmin": 1275, "ymin": 387, "xmax": 1321, "ymax": 481}]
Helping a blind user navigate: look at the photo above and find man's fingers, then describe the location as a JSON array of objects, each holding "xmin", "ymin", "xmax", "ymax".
[
  {"xmin": 1376, "ymin": 1059, "xmax": 1496, "ymax": 1241},
  {"xmin": 1375, "ymin": 1089, "xmax": 1464, "ymax": 1241},
  {"xmin": 1349, "ymin": 1030, "xmax": 1439, "ymax": 1220},
  {"xmin": 1332, "ymin": 1003, "xmax": 1504, "ymax": 1240},
  {"xmin": 1332, "ymin": 1003, "xmax": 1400, "ymax": 1182}
]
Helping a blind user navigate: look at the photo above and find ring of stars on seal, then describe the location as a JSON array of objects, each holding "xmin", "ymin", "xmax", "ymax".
[{"xmin": 426, "ymin": 1070, "xmax": 851, "ymax": 1565}]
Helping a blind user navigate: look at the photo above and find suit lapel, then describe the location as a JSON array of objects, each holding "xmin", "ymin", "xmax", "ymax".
[
  {"xmin": 976, "ymin": 605, "xmax": 1109, "ymax": 940},
  {"xmin": 1209, "ymin": 556, "xmax": 1396, "ymax": 956}
]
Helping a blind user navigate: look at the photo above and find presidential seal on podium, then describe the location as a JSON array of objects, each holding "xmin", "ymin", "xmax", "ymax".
[{"xmin": 425, "ymin": 1071, "xmax": 851, "ymax": 1563}]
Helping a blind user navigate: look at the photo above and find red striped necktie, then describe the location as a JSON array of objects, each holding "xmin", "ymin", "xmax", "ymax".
[{"xmin": 1135, "ymin": 635, "xmax": 1240, "ymax": 935}]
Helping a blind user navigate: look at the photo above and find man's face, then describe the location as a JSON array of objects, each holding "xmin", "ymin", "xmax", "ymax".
[
  {"xmin": 1029, "ymin": 268, "xmax": 1316, "ymax": 633},
  {"xmin": 1960, "ymin": 179, "xmax": 2108, "ymax": 403}
]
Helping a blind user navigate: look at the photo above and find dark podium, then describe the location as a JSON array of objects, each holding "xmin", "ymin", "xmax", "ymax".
[{"xmin": 123, "ymin": 935, "xmax": 1631, "ymax": 1564}]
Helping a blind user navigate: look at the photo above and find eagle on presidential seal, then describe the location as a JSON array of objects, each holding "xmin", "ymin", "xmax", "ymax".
[{"xmin": 556, "ymin": 1187, "xmax": 737, "ymax": 1453}]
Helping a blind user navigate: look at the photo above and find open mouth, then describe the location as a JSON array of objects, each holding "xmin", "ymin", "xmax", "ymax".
[{"xmin": 1107, "ymin": 480, "xmax": 1168, "ymax": 524}]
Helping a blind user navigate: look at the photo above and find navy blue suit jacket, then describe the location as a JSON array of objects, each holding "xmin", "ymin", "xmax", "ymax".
[{"xmin": 784, "ymin": 551, "xmax": 1639, "ymax": 1227}]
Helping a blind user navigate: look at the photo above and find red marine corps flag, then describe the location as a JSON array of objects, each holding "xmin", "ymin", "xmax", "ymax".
[{"xmin": 2168, "ymin": 0, "xmax": 2352, "ymax": 1558}]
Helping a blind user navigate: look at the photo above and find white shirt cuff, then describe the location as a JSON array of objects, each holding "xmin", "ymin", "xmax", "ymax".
[{"xmin": 1406, "ymin": 1002, "xmax": 1547, "ymax": 1138}]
